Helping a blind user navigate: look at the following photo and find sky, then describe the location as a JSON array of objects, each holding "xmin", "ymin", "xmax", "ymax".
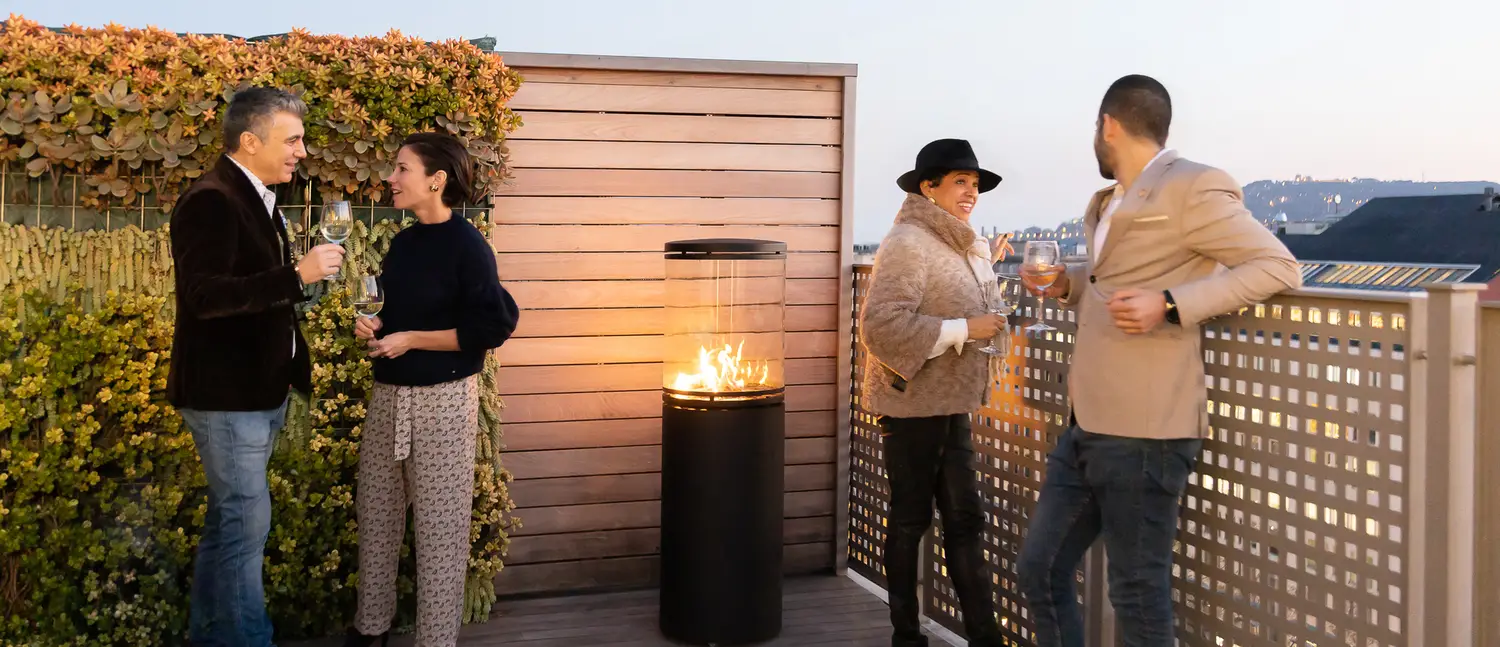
[{"xmin": 5, "ymin": 0, "xmax": 1498, "ymax": 241}]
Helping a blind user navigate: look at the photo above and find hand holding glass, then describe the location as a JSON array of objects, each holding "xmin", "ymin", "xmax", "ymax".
[
  {"xmin": 1019, "ymin": 241, "xmax": 1061, "ymax": 334},
  {"xmin": 319, "ymin": 201, "xmax": 353, "ymax": 280},
  {"xmin": 971, "ymin": 279, "xmax": 1014, "ymax": 356}
]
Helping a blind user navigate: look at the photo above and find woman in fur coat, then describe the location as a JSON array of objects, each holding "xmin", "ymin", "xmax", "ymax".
[{"xmin": 858, "ymin": 138, "xmax": 1012, "ymax": 647}]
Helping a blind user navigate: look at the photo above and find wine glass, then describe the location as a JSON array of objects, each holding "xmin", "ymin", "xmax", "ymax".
[
  {"xmin": 1020, "ymin": 240, "xmax": 1062, "ymax": 335},
  {"xmin": 353, "ymin": 275, "xmax": 383, "ymax": 319},
  {"xmin": 319, "ymin": 201, "xmax": 353, "ymax": 280},
  {"xmin": 971, "ymin": 278, "xmax": 1015, "ymax": 356}
]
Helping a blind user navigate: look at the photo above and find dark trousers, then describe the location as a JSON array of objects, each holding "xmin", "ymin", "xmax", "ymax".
[
  {"xmin": 1017, "ymin": 425, "xmax": 1201, "ymax": 647},
  {"xmin": 879, "ymin": 414, "xmax": 1001, "ymax": 647}
]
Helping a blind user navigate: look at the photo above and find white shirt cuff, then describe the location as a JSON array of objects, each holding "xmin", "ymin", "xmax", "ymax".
[{"xmin": 928, "ymin": 318, "xmax": 968, "ymax": 358}]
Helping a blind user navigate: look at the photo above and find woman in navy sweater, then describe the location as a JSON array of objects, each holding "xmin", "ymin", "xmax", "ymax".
[{"xmin": 346, "ymin": 132, "xmax": 519, "ymax": 647}]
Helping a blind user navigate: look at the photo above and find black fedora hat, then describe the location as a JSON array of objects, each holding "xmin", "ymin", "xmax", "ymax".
[{"xmin": 896, "ymin": 138, "xmax": 1002, "ymax": 194}]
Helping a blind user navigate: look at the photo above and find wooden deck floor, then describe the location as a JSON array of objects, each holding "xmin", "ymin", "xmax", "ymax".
[{"xmin": 292, "ymin": 575, "xmax": 916, "ymax": 646}]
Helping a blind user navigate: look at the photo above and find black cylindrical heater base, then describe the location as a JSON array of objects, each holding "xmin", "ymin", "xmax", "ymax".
[{"xmin": 659, "ymin": 396, "xmax": 786, "ymax": 645}]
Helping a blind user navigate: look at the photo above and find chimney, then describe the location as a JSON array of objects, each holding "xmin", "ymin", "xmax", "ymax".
[{"xmin": 1485, "ymin": 187, "xmax": 1498, "ymax": 212}]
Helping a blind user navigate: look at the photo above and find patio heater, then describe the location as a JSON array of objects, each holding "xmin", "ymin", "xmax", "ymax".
[{"xmin": 658, "ymin": 238, "xmax": 787, "ymax": 645}]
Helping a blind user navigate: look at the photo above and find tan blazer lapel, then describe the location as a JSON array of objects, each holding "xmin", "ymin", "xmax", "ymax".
[
  {"xmin": 1096, "ymin": 150, "xmax": 1179, "ymax": 267},
  {"xmin": 1081, "ymin": 186, "xmax": 1115, "ymax": 263}
]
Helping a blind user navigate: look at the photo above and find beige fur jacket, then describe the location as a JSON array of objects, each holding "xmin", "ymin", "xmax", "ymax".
[{"xmin": 859, "ymin": 194, "xmax": 1005, "ymax": 418}]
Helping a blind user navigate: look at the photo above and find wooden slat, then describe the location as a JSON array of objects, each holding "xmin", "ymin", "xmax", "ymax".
[
  {"xmin": 830, "ymin": 75, "xmax": 858, "ymax": 576},
  {"xmin": 492, "ymin": 196, "xmax": 840, "ymax": 225},
  {"xmin": 786, "ymin": 411, "xmax": 836, "ymax": 439},
  {"xmin": 507, "ymin": 446, "xmax": 661, "ymax": 480},
  {"xmin": 496, "ymin": 357, "xmax": 835, "ymax": 395},
  {"xmin": 503, "ymin": 385, "xmax": 834, "ymax": 425},
  {"xmin": 505, "ymin": 278, "xmax": 837, "ymax": 309},
  {"xmin": 510, "ymin": 308, "xmax": 665, "ymax": 338},
  {"xmin": 512, "ymin": 67, "xmax": 842, "ymax": 92},
  {"xmin": 501, "ymin": 52, "xmax": 857, "ymax": 78},
  {"xmin": 510, "ymin": 140, "xmax": 841, "ymax": 172},
  {"xmin": 502, "ymin": 410, "xmax": 833, "ymax": 452},
  {"xmin": 786, "ymin": 385, "xmax": 837, "ymax": 413},
  {"xmin": 507, "ymin": 305, "xmax": 835, "ymax": 337},
  {"xmin": 492, "ymin": 554, "xmax": 658, "ymax": 595},
  {"xmin": 511, "ymin": 111, "xmax": 841, "ymax": 145},
  {"xmin": 507, "ymin": 437, "xmax": 831, "ymax": 478},
  {"xmin": 508, "ymin": 464, "xmax": 834, "ymax": 509},
  {"xmin": 784, "ymin": 516, "xmax": 837, "ymax": 544},
  {"xmin": 785, "ymin": 463, "xmax": 835, "ymax": 491},
  {"xmin": 491, "ymin": 545, "xmax": 833, "ymax": 594},
  {"xmin": 786, "ymin": 489, "xmax": 836, "ymax": 517},
  {"xmin": 510, "ymin": 82, "xmax": 842, "ymax": 117},
  {"xmin": 505, "ymin": 517, "xmax": 835, "ymax": 564},
  {"xmin": 785, "ymin": 437, "xmax": 837, "ymax": 465},
  {"xmin": 511, "ymin": 491, "xmax": 833, "ymax": 536},
  {"xmin": 509, "ymin": 473, "xmax": 661, "ymax": 508},
  {"xmin": 497, "ymin": 251, "xmax": 839, "ymax": 281},
  {"xmin": 497, "ymin": 327, "xmax": 837, "ymax": 366},
  {"xmin": 496, "ymin": 168, "xmax": 839, "ymax": 199},
  {"xmin": 507, "ymin": 528, "xmax": 660, "ymax": 564},
  {"xmin": 493, "ymin": 224, "xmax": 838, "ymax": 253},
  {"xmin": 504, "ymin": 390, "xmax": 660, "ymax": 424},
  {"xmin": 505, "ymin": 418, "xmax": 662, "ymax": 453},
  {"xmin": 511, "ymin": 501, "xmax": 659, "ymax": 536}
]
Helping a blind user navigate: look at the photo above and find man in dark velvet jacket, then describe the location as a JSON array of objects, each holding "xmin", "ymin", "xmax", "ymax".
[{"xmin": 168, "ymin": 87, "xmax": 345, "ymax": 647}]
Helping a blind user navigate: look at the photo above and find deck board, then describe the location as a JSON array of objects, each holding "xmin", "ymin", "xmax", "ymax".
[{"xmin": 287, "ymin": 575, "xmax": 936, "ymax": 646}]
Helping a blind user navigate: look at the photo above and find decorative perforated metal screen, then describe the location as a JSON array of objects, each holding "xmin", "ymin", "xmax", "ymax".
[{"xmin": 847, "ymin": 265, "xmax": 1418, "ymax": 647}]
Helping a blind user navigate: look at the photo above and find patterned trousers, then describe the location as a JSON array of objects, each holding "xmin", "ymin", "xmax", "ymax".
[{"xmin": 354, "ymin": 376, "xmax": 479, "ymax": 647}]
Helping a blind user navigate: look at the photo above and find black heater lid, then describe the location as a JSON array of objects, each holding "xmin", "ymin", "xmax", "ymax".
[{"xmin": 664, "ymin": 238, "xmax": 787, "ymax": 260}]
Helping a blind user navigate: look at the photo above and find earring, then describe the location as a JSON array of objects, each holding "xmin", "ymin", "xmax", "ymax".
[
  {"xmin": 429, "ymin": 184, "xmax": 440, "ymax": 192},
  {"xmin": 927, "ymin": 196, "xmax": 936, "ymax": 204}
]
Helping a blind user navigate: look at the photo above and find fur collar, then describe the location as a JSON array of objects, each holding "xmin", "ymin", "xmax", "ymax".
[{"xmin": 895, "ymin": 194, "xmax": 976, "ymax": 257}]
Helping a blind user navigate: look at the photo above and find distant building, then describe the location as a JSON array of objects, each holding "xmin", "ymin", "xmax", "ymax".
[
  {"xmin": 1278, "ymin": 189, "xmax": 1500, "ymax": 300},
  {"xmin": 1279, "ymin": 220, "xmax": 1335, "ymax": 236}
]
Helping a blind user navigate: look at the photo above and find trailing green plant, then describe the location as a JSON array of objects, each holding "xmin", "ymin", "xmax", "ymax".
[
  {"xmin": 0, "ymin": 17, "xmax": 523, "ymax": 643},
  {"xmin": 0, "ymin": 216, "xmax": 517, "ymax": 645},
  {"xmin": 0, "ymin": 16, "xmax": 522, "ymax": 211}
]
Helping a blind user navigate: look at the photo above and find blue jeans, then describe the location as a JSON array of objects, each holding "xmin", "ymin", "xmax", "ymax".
[
  {"xmin": 1017, "ymin": 425, "xmax": 1201, "ymax": 647},
  {"xmin": 180, "ymin": 400, "xmax": 287, "ymax": 647}
]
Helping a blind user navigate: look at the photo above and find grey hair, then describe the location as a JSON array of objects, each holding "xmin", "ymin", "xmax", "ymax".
[{"xmin": 222, "ymin": 87, "xmax": 307, "ymax": 153}]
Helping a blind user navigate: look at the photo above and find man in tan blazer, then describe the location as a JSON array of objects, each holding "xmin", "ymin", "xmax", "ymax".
[{"xmin": 1016, "ymin": 75, "xmax": 1302, "ymax": 647}]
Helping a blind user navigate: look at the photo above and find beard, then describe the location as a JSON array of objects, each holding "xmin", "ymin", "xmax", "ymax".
[{"xmin": 1094, "ymin": 130, "xmax": 1115, "ymax": 181}]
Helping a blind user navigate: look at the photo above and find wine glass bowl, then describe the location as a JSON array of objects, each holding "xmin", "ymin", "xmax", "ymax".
[
  {"xmin": 319, "ymin": 201, "xmax": 353, "ymax": 280},
  {"xmin": 353, "ymin": 275, "xmax": 383, "ymax": 319},
  {"xmin": 1019, "ymin": 241, "xmax": 1061, "ymax": 334}
]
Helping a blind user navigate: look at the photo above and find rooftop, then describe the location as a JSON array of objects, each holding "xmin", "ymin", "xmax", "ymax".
[{"xmin": 1278, "ymin": 192, "xmax": 1500, "ymax": 283}]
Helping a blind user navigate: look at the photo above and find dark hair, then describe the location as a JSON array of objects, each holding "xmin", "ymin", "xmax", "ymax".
[
  {"xmin": 223, "ymin": 87, "xmax": 306, "ymax": 154},
  {"xmin": 400, "ymin": 132, "xmax": 480, "ymax": 208},
  {"xmin": 916, "ymin": 167, "xmax": 951, "ymax": 190},
  {"xmin": 1099, "ymin": 75, "xmax": 1172, "ymax": 146}
]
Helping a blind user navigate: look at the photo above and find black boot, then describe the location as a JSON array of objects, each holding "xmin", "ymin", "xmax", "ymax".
[{"xmin": 341, "ymin": 627, "xmax": 389, "ymax": 647}]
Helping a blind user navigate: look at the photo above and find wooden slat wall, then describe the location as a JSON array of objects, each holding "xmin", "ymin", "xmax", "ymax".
[{"xmin": 491, "ymin": 62, "xmax": 853, "ymax": 595}]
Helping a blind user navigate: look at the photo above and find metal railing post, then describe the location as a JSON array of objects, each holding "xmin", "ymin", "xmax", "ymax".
[{"xmin": 1407, "ymin": 283, "xmax": 1482, "ymax": 647}]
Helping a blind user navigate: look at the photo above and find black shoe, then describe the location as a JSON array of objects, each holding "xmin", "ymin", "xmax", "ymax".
[
  {"xmin": 891, "ymin": 633, "xmax": 929, "ymax": 647},
  {"xmin": 341, "ymin": 628, "xmax": 389, "ymax": 647}
]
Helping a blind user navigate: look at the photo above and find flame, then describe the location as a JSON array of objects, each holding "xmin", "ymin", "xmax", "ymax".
[{"xmin": 670, "ymin": 339, "xmax": 772, "ymax": 393}]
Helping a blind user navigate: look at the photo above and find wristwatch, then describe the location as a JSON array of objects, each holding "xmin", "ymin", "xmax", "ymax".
[{"xmin": 1163, "ymin": 290, "xmax": 1181, "ymax": 326}]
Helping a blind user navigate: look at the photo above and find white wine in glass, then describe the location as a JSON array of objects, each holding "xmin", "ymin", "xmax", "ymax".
[
  {"xmin": 319, "ymin": 201, "xmax": 353, "ymax": 279},
  {"xmin": 1020, "ymin": 240, "xmax": 1062, "ymax": 334},
  {"xmin": 353, "ymin": 275, "xmax": 383, "ymax": 319}
]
